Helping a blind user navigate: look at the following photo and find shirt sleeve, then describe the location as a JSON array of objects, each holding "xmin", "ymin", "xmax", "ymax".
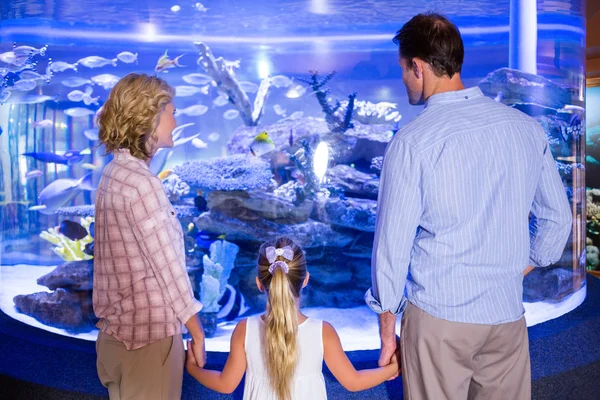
[
  {"xmin": 365, "ymin": 138, "xmax": 427, "ymax": 315},
  {"xmin": 529, "ymin": 139, "xmax": 573, "ymax": 268},
  {"xmin": 128, "ymin": 175, "xmax": 203, "ymax": 324}
]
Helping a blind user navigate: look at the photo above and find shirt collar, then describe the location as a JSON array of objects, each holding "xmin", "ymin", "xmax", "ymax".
[
  {"xmin": 112, "ymin": 148, "xmax": 151, "ymax": 168},
  {"xmin": 425, "ymin": 87, "xmax": 484, "ymax": 108}
]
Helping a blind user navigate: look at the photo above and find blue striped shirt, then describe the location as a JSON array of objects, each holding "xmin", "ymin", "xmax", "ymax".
[{"xmin": 365, "ymin": 87, "xmax": 572, "ymax": 325}]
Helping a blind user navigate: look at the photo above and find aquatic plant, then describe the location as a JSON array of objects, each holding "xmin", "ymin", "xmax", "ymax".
[
  {"xmin": 195, "ymin": 42, "xmax": 271, "ymax": 126},
  {"xmin": 200, "ymin": 240, "xmax": 240, "ymax": 312},
  {"xmin": 40, "ymin": 217, "xmax": 94, "ymax": 261},
  {"xmin": 162, "ymin": 173, "xmax": 190, "ymax": 202},
  {"xmin": 298, "ymin": 71, "xmax": 356, "ymax": 133},
  {"xmin": 173, "ymin": 154, "xmax": 273, "ymax": 191}
]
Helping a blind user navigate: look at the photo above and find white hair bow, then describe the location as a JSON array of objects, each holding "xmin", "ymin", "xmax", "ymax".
[{"xmin": 266, "ymin": 246, "xmax": 294, "ymax": 274}]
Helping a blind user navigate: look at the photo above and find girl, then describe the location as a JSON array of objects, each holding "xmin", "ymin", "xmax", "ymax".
[{"xmin": 186, "ymin": 236, "xmax": 400, "ymax": 399}]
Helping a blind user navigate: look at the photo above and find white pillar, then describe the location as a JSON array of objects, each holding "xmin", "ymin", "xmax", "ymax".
[{"xmin": 509, "ymin": 0, "xmax": 538, "ymax": 75}]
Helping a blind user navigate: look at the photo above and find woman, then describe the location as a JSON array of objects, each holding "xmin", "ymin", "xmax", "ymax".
[{"xmin": 93, "ymin": 73, "xmax": 205, "ymax": 399}]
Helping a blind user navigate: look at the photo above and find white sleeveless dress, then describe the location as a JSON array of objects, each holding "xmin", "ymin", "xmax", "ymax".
[{"xmin": 243, "ymin": 316, "xmax": 328, "ymax": 400}]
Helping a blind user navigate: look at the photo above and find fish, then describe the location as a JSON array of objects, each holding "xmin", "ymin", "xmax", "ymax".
[
  {"xmin": 171, "ymin": 5, "xmax": 182, "ymax": 12},
  {"xmin": 0, "ymin": 51, "xmax": 17, "ymax": 64},
  {"xmin": 46, "ymin": 61, "xmax": 78, "ymax": 74},
  {"xmin": 61, "ymin": 77, "xmax": 93, "ymax": 88},
  {"xmin": 195, "ymin": 231, "xmax": 224, "ymax": 249},
  {"xmin": 194, "ymin": 194, "xmax": 208, "ymax": 212},
  {"xmin": 217, "ymin": 284, "xmax": 250, "ymax": 321},
  {"xmin": 13, "ymin": 45, "xmax": 47, "ymax": 57},
  {"xmin": 187, "ymin": 222, "xmax": 195, "ymax": 232},
  {"xmin": 223, "ymin": 109, "xmax": 240, "ymax": 120},
  {"xmin": 155, "ymin": 50, "xmax": 185, "ymax": 73},
  {"xmin": 239, "ymin": 81, "xmax": 259, "ymax": 93},
  {"xmin": 250, "ymin": 132, "xmax": 275, "ymax": 157},
  {"xmin": 77, "ymin": 56, "xmax": 117, "ymax": 68},
  {"xmin": 67, "ymin": 86, "xmax": 99, "ymax": 106},
  {"xmin": 91, "ymin": 74, "xmax": 120, "ymax": 90},
  {"xmin": 23, "ymin": 148, "xmax": 91, "ymax": 166},
  {"xmin": 207, "ymin": 132, "xmax": 220, "ymax": 142},
  {"xmin": 19, "ymin": 70, "xmax": 50, "ymax": 82},
  {"xmin": 116, "ymin": 51, "xmax": 138, "ymax": 64},
  {"xmin": 89, "ymin": 222, "xmax": 95, "ymax": 238},
  {"xmin": 273, "ymin": 104, "xmax": 287, "ymax": 117},
  {"xmin": 64, "ymin": 107, "xmax": 95, "ymax": 118},
  {"xmin": 32, "ymin": 172, "xmax": 96, "ymax": 215},
  {"xmin": 182, "ymin": 73, "xmax": 213, "ymax": 86},
  {"xmin": 83, "ymin": 128, "xmax": 99, "ymax": 141},
  {"xmin": 33, "ymin": 119, "xmax": 54, "ymax": 129},
  {"xmin": 213, "ymin": 95, "xmax": 229, "ymax": 107},
  {"xmin": 157, "ymin": 170, "xmax": 173, "ymax": 180},
  {"xmin": 58, "ymin": 219, "xmax": 89, "ymax": 241},
  {"xmin": 175, "ymin": 85, "xmax": 209, "ymax": 97},
  {"xmin": 271, "ymin": 75, "xmax": 293, "ymax": 88},
  {"xmin": 174, "ymin": 104, "xmax": 208, "ymax": 117},
  {"xmin": 191, "ymin": 138, "xmax": 208, "ymax": 149},
  {"xmin": 195, "ymin": 2, "xmax": 208, "ymax": 12},
  {"xmin": 288, "ymin": 129, "xmax": 294, "ymax": 147},
  {"xmin": 25, "ymin": 170, "xmax": 43, "ymax": 179},
  {"xmin": 285, "ymin": 85, "xmax": 306, "ymax": 99},
  {"xmin": 81, "ymin": 163, "xmax": 96, "ymax": 170},
  {"xmin": 7, "ymin": 94, "xmax": 57, "ymax": 104},
  {"xmin": 11, "ymin": 79, "xmax": 37, "ymax": 92}
]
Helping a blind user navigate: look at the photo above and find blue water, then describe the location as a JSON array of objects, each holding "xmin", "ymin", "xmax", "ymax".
[{"xmin": 0, "ymin": 0, "xmax": 588, "ymax": 336}]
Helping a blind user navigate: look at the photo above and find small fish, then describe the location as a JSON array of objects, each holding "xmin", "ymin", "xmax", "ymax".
[
  {"xmin": 64, "ymin": 107, "xmax": 95, "ymax": 118},
  {"xmin": 25, "ymin": 170, "xmax": 43, "ymax": 179},
  {"xmin": 81, "ymin": 163, "xmax": 96, "ymax": 170},
  {"xmin": 19, "ymin": 70, "xmax": 49, "ymax": 82},
  {"xmin": 217, "ymin": 284, "xmax": 250, "ymax": 321},
  {"xmin": 182, "ymin": 73, "xmax": 213, "ymax": 86},
  {"xmin": 12, "ymin": 79, "xmax": 37, "ymax": 92},
  {"xmin": 194, "ymin": 194, "xmax": 208, "ymax": 212},
  {"xmin": 157, "ymin": 170, "xmax": 173, "ymax": 180},
  {"xmin": 116, "ymin": 51, "xmax": 138, "ymax": 64},
  {"xmin": 191, "ymin": 138, "xmax": 208, "ymax": 149},
  {"xmin": 208, "ymin": 132, "xmax": 220, "ymax": 142},
  {"xmin": 289, "ymin": 129, "xmax": 294, "ymax": 147},
  {"xmin": 250, "ymin": 132, "xmax": 275, "ymax": 157},
  {"xmin": 239, "ymin": 81, "xmax": 259, "ymax": 93},
  {"xmin": 273, "ymin": 104, "xmax": 287, "ymax": 117},
  {"xmin": 59, "ymin": 219, "xmax": 89, "ymax": 240},
  {"xmin": 89, "ymin": 222, "xmax": 95, "ymax": 238},
  {"xmin": 91, "ymin": 74, "xmax": 120, "ymax": 90},
  {"xmin": 33, "ymin": 172, "xmax": 95, "ymax": 215},
  {"xmin": 223, "ymin": 109, "xmax": 240, "ymax": 120},
  {"xmin": 67, "ymin": 86, "xmax": 99, "ymax": 106},
  {"xmin": 195, "ymin": 2, "xmax": 208, "ymax": 12},
  {"xmin": 285, "ymin": 85, "xmax": 306, "ymax": 98},
  {"xmin": 175, "ymin": 85, "xmax": 209, "ymax": 97},
  {"xmin": 83, "ymin": 128, "xmax": 99, "ymax": 141},
  {"xmin": 23, "ymin": 148, "xmax": 90, "ymax": 166},
  {"xmin": 0, "ymin": 51, "xmax": 17, "ymax": 64},
  {"xmin": 213, "ymin": 95, "xmax": 229, "ymax": 107},
  {"xmin": 77, "ymin": 56, "xmax": 117, "ymax": 69},
  {"xmin": 155, "ymin": 50, "xmax": 185, "ymax": 73},
  {"xmin": 195, "ymin": 230, "xmax": 224, "ymax": 249},
  {"xmin": 174, "ymin": 104, "xmax": 208, "ymax": 117},
  {"xmin": 33, "ymin": 119, "xmax": 54, "ymax": 129},
  {"xmin": 47, "ymin": 61, "xmax": 78, "ymax": 74},
  {"xmin": 187, "ymin": 222, "xmax": 195, "ymax": 232},
  {"xmin": 271, "ymin": 75, "xmax": 293, "ymax": 88},
  {"xmin": 13, "ymin": 45, "xmax": 47, "ymax": 57},
  {"xmin": 61, "ymin": 77, "xmax": 93, "ymax": 88}
]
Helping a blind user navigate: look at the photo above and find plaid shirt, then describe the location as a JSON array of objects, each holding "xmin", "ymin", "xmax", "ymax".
[{"xmin": 93, "ymin": 149, "xmax": 202, "ymax": 350}]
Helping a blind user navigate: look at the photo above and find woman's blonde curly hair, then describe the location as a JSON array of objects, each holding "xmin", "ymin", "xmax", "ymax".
[{"xmin": 97, "ymin": 73, "xmax": 174, "ymax": 161}]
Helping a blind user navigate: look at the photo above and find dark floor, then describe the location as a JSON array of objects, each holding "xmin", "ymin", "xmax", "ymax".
[{"xmin": 2, "ymin": 276, "xmax": 600, "ymax": 400}]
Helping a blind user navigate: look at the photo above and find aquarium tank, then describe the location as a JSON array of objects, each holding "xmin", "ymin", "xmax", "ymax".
[{"xmin": 0, "ymin": 0, "xmax": 587, "ymax": 348}]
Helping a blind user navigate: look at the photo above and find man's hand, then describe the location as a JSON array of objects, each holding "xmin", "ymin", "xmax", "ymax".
[
  {"xmin": 186, "ymin": 338, "xmax": 206, "ymax": 368},
  {"xmin": 378, "ymin": 311, "xmax": 400, "ymax": 380},
  {"xmin": 524, "ymin": 265, "xmax": 535, "ymax": 277}
]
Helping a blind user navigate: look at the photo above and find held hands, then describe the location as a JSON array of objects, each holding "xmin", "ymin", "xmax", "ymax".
[
  {"xmin": 186, "ymin": 338, "xmax": 207, "ymax": 370},
  {"xmin": 379, "ymin": 336, "xmax": 401, "ymax": 380}
]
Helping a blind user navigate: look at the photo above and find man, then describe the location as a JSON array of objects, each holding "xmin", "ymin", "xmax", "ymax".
[{"xmin": 365, "ymin": 13, "xmax": 572, "ymax": 400}]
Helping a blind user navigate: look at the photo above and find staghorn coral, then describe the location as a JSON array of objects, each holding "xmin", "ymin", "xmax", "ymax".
[
  {"xmin": 334, "ymin": 100, "xmax": 402, "ymax": 125},
  {"xmin": 298, "ymin": 71, "xmax": 356, "ymax": 133},
  {"xmin": 289, "ymin": 139, "xmax": 321, "ymax": 200},
  {"xmin": 162, "ymin": 173, "xmax": 190, "ymax": 202},
  {"xmin": 173, "ymin": 154, "xmax": 273, "ymax": 192},
  {"xmin": 40, "ymin": 217, "xmax": 94, "ymax": 261},
  {"xmin": 195, "ymin": 42, "xmax": 271, "ymax": 126}
]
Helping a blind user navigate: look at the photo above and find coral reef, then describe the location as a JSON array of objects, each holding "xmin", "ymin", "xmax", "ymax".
[
  {"xmin": 40, "ymin": 217, "xmax": 94, "ymax": 261},
  {"xmin": 298, "ymin": 71, "xmax": 356, "ymax": 133},
  {"xmin": 162, "ymin": 173, "xmax": 190, "ymax": 202},
  {"xmin": 326, "ymin": 165, "xmax": 379, "ymax": 200},
  {"xmin": 334, "ymin": 99, "xmax": 402, "ymax": 125},
  {"xmin": 56, "ymin": 204, "xmax": 200, "ymax": 219},
  {"xmin": 195, "ymin": 42, "xmax": 270, "ymax": 126},
  {"xmin": 370, "ymin": 156, "xmax": 383, "ymax": 175},
  {"xmin": 587, "ymin": 188, "xmax": 600, "ymax": 236},
  {"xmin": 37, "ymin": 260, "xmax": 94, "ymax": 291},
  {"xmin": 173, "ymin": 154, "xmax": 273, "ymax": 192},
  {"xmin": 587, "ymin": 237, "xmax": 599, "ymax": 270}
]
